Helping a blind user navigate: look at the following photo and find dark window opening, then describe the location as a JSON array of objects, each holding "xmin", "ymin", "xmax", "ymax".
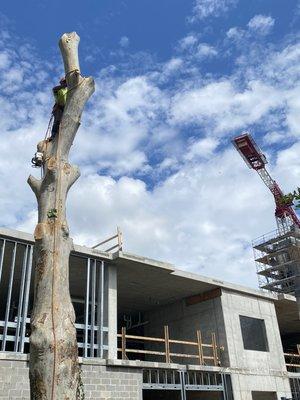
[{"xmin": 239, "ymin": 315, "xmax": 269, "ymax": 352}]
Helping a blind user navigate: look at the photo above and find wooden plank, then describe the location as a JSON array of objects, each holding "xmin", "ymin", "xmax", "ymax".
[
  {"xmin": 92, "ymin": 233, "xmax": 118, "ymax": 249},
  {"xmin": 116, "ymin": 328, "xmax": 221, "ymax": 366},
  {"xmin": 118, "ymin": 348, "xmax": 166, "ymax": 356},
  {"xmin": 284, "ymin": 353, "xmax": 300, "ymax": 358},
  {"xmin": 125, "ymin": 334, "xmax": 165, "ymax": 343},
  {"xmin": 185, "ymin": 288, "xmax": 222, "ymax": 306},
  {"xmin": 170, "ymin": 353, "xmax": 199, "ymax": 359},
  {"xmin": 169, "ymin": 339, "xmax": 198, "ymax": 346},
  {"xmin": 121, "ymin": 327, "xmax": 127, "ymax": 360},
  {"xmin": 197, "ymin": 330, "xmax": 204, "ymax": 365},
  {"xmin": 117, "ymin": 334, "xmax": 215, "ymax": 347},
  {"xmin": 211, "ymin": 332, "xmax": 218, "ymax": 366},
  {"xmin": 164, "ymin": 326, "xmax": 171, "ymax": 363}
]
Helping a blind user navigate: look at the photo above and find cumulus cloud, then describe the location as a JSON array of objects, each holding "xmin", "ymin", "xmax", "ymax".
[
  {"xmin": 119, "ymin": 36, "xmax": 129, "ymax": 48},
  {"xmin": 178, "ymin": 35, "xmax": 198, "ymax": 50},
  {"xmin": 185, "ymin": 137, "xmax": 219, "ymax": 160},
  {"xmin": 196, "ymin": 43, "xmax": 218, "ymax": 58},
  {"xmin": 72, "ymin": 75, "xmax": 168, "ymax": 175},
  {"xmin": 177, "ymin": 35, "xmax": 217, "ymax": 60},
  {"xmin": 189, "ymin": 0, "xmax": 238, "ymax": 22},
  {"xmin": 248, "ymin": 15, "xmax": 275, "ymax": 35},
  {"xmin": 2, "ymin": 14, "xmax": 300, "ymax": 290},
  {"xmin": 170, "ymin": 80, "xmax": 281, "ymax": 134},
  {"xmin": 63, "ymin": 149, "xmax": 273, "ymax": 285},
  {"xmin": 226, "ymin": 14, "xmax": 275, "ymax": 46}
]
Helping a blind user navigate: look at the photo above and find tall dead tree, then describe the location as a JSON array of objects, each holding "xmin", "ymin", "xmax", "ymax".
[{"xmin": 28, "ymin": 32, "xmax": 95, "ymax": 399}]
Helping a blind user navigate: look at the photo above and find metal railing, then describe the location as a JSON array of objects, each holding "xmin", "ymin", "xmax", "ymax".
[
  {"xmin": 290, "ymin": 376, "xmax": 300, "ymax": 400},
  {"xmin": 252, "ymin": 226, "xmax": 300, "ymax": 248},
  {"xmin": 252, "ymin": 228, "xmax": 282, "ymax": 248},
  {"xmin": 142, "ymin": 369, "xmax": 234, "ymax": 400},
  {"xmin": 118, "ymin": 326, "xmax": 221, "ymax": 366}
]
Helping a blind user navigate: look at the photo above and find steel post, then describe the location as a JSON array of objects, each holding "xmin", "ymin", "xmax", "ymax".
[{"xmin": 2, "ymin": 242, "xmax": 17, "ymax": 351}]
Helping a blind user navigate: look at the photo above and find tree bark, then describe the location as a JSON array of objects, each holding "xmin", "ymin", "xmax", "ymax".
[{"xmin": 28, "ymin": 32, "xmax": 95, "ymax": 399}]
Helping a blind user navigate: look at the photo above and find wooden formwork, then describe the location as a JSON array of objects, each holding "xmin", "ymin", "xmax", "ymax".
[{"xmin": 117, "ymin": 326, "xmax": 222, "ymax": 366}]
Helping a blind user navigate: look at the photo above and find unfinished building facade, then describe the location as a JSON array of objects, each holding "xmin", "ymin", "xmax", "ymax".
[{"xmin": 0, "ymin": 227, "xmax": 299, "ymax": 400}]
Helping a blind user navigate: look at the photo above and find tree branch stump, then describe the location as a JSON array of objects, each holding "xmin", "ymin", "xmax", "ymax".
[{"xmin": 28, "ymin": 32, "xmax": 95, "ymax": 400}]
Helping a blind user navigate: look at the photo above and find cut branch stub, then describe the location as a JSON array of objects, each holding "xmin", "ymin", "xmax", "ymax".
[
  {"xmin": 59, "ymin": 32, "xmax": 80, "ymax": 73},
  {"xmin": 59, "ymin": 32, "xmax": 81, "ymax": 87}
]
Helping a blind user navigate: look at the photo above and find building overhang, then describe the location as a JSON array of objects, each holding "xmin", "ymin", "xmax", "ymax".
[{"xmin": 1, "ymin": 227, "xmax": 298, "ymax": 325}]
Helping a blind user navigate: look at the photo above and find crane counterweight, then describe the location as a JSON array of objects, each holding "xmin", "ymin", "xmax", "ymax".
[{"xmin": 232, "ymin": 133, "xmax": 267, "ymax": 170}]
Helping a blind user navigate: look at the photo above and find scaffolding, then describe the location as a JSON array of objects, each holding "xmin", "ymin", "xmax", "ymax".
[{"xmin": 253, "ymin": 227, "xmax": 300, "ymax": 294}]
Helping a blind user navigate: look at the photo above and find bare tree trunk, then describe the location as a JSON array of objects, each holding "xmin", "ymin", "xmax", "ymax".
[{"xmin": 28, "ymin": 32, "xmax": 95, "ymax": 399}]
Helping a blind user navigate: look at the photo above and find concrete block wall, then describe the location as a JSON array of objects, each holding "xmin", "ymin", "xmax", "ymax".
[
  {"xmin": 0, "ymin": 354, "xmax": 143, "ymax": 400},
  {"xmin": 0, "ymin": 358, "xmax": 30, "ymax": 399},
  {"xmin": 81, "ymin": 364, "xmax": 143, "ymax": 399}
]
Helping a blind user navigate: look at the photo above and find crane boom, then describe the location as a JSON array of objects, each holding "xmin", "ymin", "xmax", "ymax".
[{"xmin": 233, "ymin": 133, "xmax": 300, "ymax": 234}]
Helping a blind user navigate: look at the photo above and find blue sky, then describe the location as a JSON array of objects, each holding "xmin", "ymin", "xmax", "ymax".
[{"xmin": 1, "ymin": 0, "xmax": 300, "ymax": 287}]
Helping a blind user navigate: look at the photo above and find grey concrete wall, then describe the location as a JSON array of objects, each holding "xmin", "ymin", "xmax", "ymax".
[
  {"xmin": 230, "ymin": 373, "xmax": 292, "ymax": 400},
  {"xmin": 144, "ymin": 295, "xmax": 229, "ymax": 366},
  {"xmin": 221, "ymin": 289, "xmax": 292, "ymax": 400},
  {"xmin": 0, "ymin": 354, "xmax": 143, "ymax": 400},
  {"xmin": 143, "ymin": 289, "xmax": 294, "ymax": 399}
]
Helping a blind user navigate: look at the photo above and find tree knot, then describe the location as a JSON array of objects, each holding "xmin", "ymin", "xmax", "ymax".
[{"xmin": 47, "ymin": 209, "xmax": 58, "ymax": 219}]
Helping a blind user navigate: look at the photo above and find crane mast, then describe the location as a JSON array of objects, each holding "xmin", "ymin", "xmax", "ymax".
[
  {"xmin": 233, "ymin": 133, "xmax": 300, "ymax": 234},
  {"xmin": 233, "ymin": 133, "xmax": 300, "ymax": 317}
]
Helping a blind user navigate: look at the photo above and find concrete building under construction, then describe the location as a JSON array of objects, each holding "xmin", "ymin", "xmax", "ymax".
[{"xmin": 0, "ymin": 227, "xmax": 299, "ymax": 400}]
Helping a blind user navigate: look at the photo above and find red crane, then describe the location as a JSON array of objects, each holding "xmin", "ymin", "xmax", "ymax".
[{"xmin": 232, "ymin": 132, "xmax": 300, "ymax": 234}]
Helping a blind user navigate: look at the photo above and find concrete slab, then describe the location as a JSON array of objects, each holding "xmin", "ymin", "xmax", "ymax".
[{"xmin": 1, "ymin": 226, "xmax": 298, "ymax": 329}]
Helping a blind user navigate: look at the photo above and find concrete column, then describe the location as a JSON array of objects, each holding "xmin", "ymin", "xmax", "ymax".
[{"xmin": 107, "ymin": 264, "xmax": 118, "ymax": 359}]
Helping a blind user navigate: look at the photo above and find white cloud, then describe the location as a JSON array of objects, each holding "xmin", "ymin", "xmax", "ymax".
[
  {"xmin": 248, "ymin": 14, "xmax": 275, "ymax": 35},
  {"xmin": 170, "ymin": 80, "xmax": 281, "ymax": 134},
  {"xmin": 226, "ymin": 26, "xmax": 244, "ymax": 41},
  {"xmin": 0, "ymin": 51, "xmax": 11, "ymax": 69},
  {"xmin": 178, "ymin": 35, "xmax": 198, "ymax": 50},
  {"xmin": 59, "ymin": 148, "xmax": 272, "ymax": 286},
  {"xmin": 227, "ymin": 15, "xmax": 275, "ymax": 45},
  {"xmin": 2, "ymin": 19, "xmax": 300, "ymax": 291},
  {"xmin": 263, "ymin": 131, "xmax": 287, "ymax": 145},
  {"xmin": 178, "ymin": 35, "xmax": 217, "ymax": 60},
  {"xmin": 189, "ymin": 0, "xmax": 238, "ymax": 22},
  {"xmin": 196, "ymin": 43, "xmax": 218, "ymax": 58},
  {"xmin": 162, "ymin": 58, "xmax": 183, "ymax": 75},
  {"xmin": 119, "ymin": 36, "xmax": 129, "ymax": 48},
  {"xmin": 185, "ymin": 137, "xmax": 219, "ymax": 160},
  {"xmin": 72, "ymin": 75, "xmax": 168, "ymax": 175}
]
